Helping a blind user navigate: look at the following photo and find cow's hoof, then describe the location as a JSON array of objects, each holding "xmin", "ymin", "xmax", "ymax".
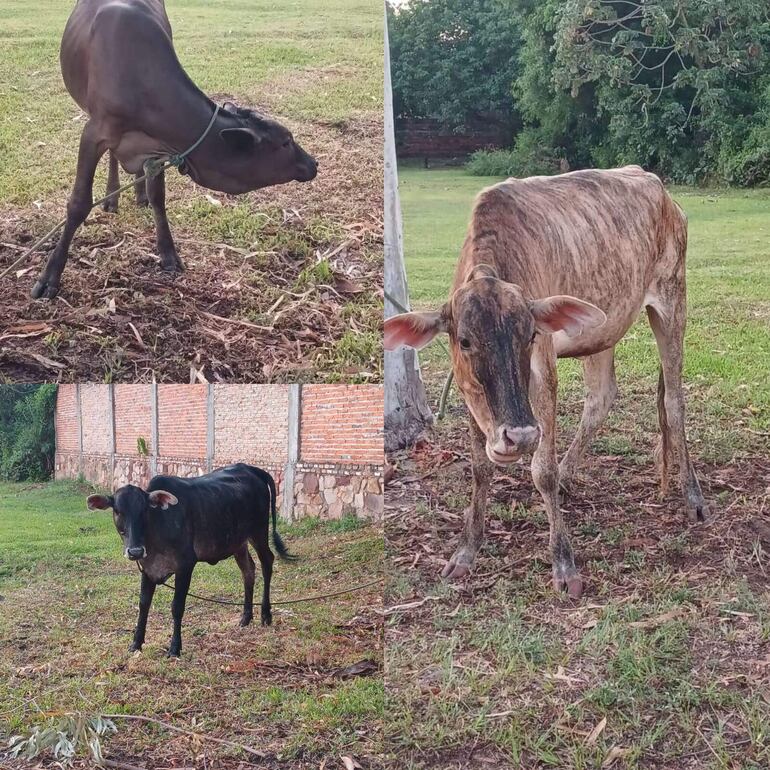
[
  {"xmin": 261, "ymin": 612, "xmax": 272, "ymax": 627},
  {"xmin": 441, "ymin": 544, "xmax": 478, "ymax": 581},
  {"xmin": 102, "ymin": 199, "xmax": 118, "ymax": 214},
  {"xmin": 166, "ymin": 648, "xmax": 181, "ymax": 659},
  {"xmin": 160, "ymin": 252, "xmax": 185, "ymax": 273},
  {"xmin": 553, "ymin": 570, "xmax": 583, "ymax": 599},
  {"xmin": 128, "ymin": 644, "xmax": 142, "ymax": 653},
  {"xmin": 239, "ymin": 614, "xmax": 253, "ymax": 627},
  {"xmin": 135, "ymin": 197, "xmax": 149, "ymax": 209},
  {"xmin": 687, "ymin": 501, "xmax": 709, "ymax": 524},
  {"xmin": 31, "ymin": 280, "xmax": 59, "ymax": 300}
]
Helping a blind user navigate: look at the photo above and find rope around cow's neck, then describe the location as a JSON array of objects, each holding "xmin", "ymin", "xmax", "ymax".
[
  {"xmin": 0, "ymin": 103, "xmax": 221, "ymax": 282},
  {"xmin": 136, "ymin": 562, "xmax": 383, "ymax": 606}
]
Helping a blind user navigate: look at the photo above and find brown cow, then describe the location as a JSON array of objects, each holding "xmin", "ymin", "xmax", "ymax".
[
  {"xmin": 385, "ymin": 166, "xmax": 708, "ymax": 598},
  {"xmin": 32, "ymin": 0, "xmax": 317, "ymax": 299}
]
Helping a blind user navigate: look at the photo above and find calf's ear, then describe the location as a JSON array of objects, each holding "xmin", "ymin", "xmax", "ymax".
[
  {"xmin": 384, "ymin": 310, "xmax": 447, "ymax": 351},
  {"xmin": 87, "ymin": 494, "xmax": 113, "ymax": 511},
  {"xmin": 148, "ymin": 490, "xmax": 179, "ymax": 510},
  {"xmin": 220, "ymin": 127, "xmax": 260, "ymax": 152},
  {"xmin": 530, "ymin": 295, "xmax": 607, "ymax": 338}
]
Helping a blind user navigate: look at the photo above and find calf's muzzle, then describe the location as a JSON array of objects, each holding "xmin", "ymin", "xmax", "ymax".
[
  {"xmin": 125, "ymin": 546, "xmax": 146, "ymax": 561},
  {"xmin": 487, "ymin": 423, "xmax": 541, "ymax": 464}
]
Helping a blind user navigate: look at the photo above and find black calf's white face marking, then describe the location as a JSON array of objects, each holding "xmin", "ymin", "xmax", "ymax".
[{"xmin": 87, "ymin": 487, "xmax": 178, "ymax": 560}]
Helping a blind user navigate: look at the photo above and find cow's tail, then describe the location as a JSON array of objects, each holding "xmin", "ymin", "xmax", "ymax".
[{"xmin": 252, "ymin": 467, "xmax": 296, "ymax": 561}]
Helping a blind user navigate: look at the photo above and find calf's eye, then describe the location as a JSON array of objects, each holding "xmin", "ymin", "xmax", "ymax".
[{"xmin": 459, "ymin": 337, "xmax": 471, "ymax": 351}]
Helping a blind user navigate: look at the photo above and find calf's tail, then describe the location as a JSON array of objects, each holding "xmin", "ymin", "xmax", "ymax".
[{"xmin": 252, "ymin": 466, "xmax": 296, "ymax": 560}]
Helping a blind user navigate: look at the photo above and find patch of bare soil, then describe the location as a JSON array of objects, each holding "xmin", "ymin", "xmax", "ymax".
[{"xmin": 0, "ymin": 115, "xmax": 383, "ymax": 383}]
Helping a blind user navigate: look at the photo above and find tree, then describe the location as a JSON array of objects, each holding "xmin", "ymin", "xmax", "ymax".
[
  {"xmin": 388, "ymin": 0, "xmax": 523, "ymax": 130},
  {"xmin": 384, "ymin": 9, "xmax": 433, "ymax": 452},
  {"xmin": 0, "ymin": 384, "xmax": 57, "ymax": 481},
  {"xmin": 511, "ymin": 0, "xmax": 770, "ymax": 184}
]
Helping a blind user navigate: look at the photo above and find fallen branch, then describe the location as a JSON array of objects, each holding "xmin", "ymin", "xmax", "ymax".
[{"xmin": 101, "ymin": 713, "xmax": 267, "ymax": 758}]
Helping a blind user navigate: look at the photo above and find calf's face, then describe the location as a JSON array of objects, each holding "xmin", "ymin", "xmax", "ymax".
[
  {"xmin": 384, "ymin": 264, "xmax": 606, "ymax": 465},
  {"xmin": 212, "ymin": 103, "xmax": 317, "ymax": 193},
  {"xmin": 87, "ymin": 486, "xmax": 178, "ymax": 560}
]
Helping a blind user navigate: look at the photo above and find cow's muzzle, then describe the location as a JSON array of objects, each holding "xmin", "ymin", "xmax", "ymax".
[
  {"xmin": 487, "ymin": 424, "xmax": 541, "ymax": 465},
  {"xmin": 125, "ymin": 546, "xmax": 147, "ymax": 561}
]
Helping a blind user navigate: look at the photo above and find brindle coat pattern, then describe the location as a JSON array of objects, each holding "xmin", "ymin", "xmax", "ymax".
[
  {"xmin": 385, "ymin": 166, "xmax": 708, "ymax": 597},
  {"xmin": 33, "ymin": 0, "xmax": 317, "ymax": 299}
]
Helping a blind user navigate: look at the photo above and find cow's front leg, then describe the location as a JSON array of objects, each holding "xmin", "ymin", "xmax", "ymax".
[
  {"xmin": 233, "ymin": 545, "xmax": 255, "ymax": 627},
  {"xmin": 146, "ymin": 169, "xmax": 184, "ymax": 273},
  {"xmin": 442, "ymin": 416, "xmax": 494, "ymax": 580},
  {"xmin": 530, "ymin": 337, "xmax": 583, "ymax": 598},
  {"xmin": 134, "ymin": 173, "xmax": 149, "ymax": 207},
  {"xmin": 130, "ymin": 571, "xmax": 156, "ymax": 651},
  {"xmin": 168, "ymin": 564, "xmax": 194, "ymax": 657},
  {"xmin": 32, "ymin": 120, "xmax": 106, "ymax": 299},
  {"xmin": 102, "ymin": 151, "xmax": 120, "ymax": 213}
]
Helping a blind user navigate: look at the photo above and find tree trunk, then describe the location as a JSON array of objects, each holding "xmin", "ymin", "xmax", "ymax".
[{"xmin": 383, "ymin": 6, "xmax": 433, "ymax": 453}]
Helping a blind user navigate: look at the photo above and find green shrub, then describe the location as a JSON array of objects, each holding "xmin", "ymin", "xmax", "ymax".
[
  {"xmin": 466, "ymin": 129, "xmax": 562, "ymax": 178},
  {"xmin": 0, "ymin": 384, "xmax": 57, "ymax": 482}
]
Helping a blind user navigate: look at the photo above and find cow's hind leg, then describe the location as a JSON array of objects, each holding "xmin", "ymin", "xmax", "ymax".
[
  {"xmin": 32, "ymin": 120, "xmax": 105, "ymax": 299},
  {"xmin": 442, "ymin": 416, "xmax": 493, "ymax": 580},
  {"xmin": 102, "ymin": 151, "xmax": 120, "ymax": 213},
  {"xmin": 646, "ymin": 303, "xmax": 708, "ymax": 522},
  {"xmin": 130, "ymin": 570, "xmax": 156, "ymax": 651},
  {"xmin": 531, "ymin": 336, "xmax": 583, "ymax": 598},
  {"xmin": 146, "ymin": 168, "xmax": 184, "ymax": 272},
  {"xmin": 134, "ymin": 173, "xmax": 149, "ymax": 207},
  {"xmin": 233, "ymin": 544, "xmax": 255, "ymax": 627},
  {"xmin": 250, "ymin": 530, "xmax": 274, "ymax": 626},
  {"xmin": 559, "ymin": 347, "xmax": 618, "ymax": 493}
]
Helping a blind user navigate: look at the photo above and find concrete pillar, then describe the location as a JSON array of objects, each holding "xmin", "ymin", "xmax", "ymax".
[
  {"xmin": 282, "ymin": 384, "xmax": 301, "ymax": 521},
  {"xmin": 75, "ymin": 383, "xmax": 83, "ymax": 478},
  {"xmin": 206, "ymin": 384, "xmax": 215, "ymax": 472},
  {"xmin": 150, "ymin": 382, "xmax": 159, "ymax": 477},
  {"xmin": 108, "ymin": 384, "xmax": 116, "ymax": 484}
]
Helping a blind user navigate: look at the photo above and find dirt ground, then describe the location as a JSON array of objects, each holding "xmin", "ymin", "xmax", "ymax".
[
  {"xmin": 0, "ymin": 110, "xmax": 383, "ymax": 384},
  {"xmin": 384, "ymin": 379, "xmax": 770, "ymax": 769}
]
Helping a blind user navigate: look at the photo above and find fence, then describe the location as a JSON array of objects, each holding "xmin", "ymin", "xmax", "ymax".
[{"xmin": 55, "ymin": 384, "xmax": 383, "ymax": 520}]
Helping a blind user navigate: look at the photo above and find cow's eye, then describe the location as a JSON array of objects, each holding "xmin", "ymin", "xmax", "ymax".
[
  {"xmin": 530, "ymin": 331, "xmax": 537, "ymax": 345},
  {"xmin": 282, "ymin": 139, "xmax": 291, "ymax": 148},
  {"xmin": 459, "ymin": 337, "xmax": 472, "ymax": 351}
]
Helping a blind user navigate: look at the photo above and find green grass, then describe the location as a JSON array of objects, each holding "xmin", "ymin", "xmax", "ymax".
[
  {"xmin": 0, "ymin": 0, "xmax": 382, "ymax": 204},
  {"xmin": 398, "ymin": 165, "xmax": 770, "ymax": 454},
  {"xmin": 0, "ymin": 480, "xmax": 383, "ymax": 766}
]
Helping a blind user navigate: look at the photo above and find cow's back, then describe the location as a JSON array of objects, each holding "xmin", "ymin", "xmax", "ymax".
[
  {"xmin": 61, "ymin": 0, "xmax": 177, "ymax": 115},
  {"xmin": 454, "ymin": 166, "xmax": 685, "ymax": 357}
]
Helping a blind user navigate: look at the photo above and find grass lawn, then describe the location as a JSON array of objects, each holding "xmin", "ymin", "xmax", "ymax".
[
  {"xmin": 386, "ymin": 165, "xmax": 770, "ymax": 769},
  {"xmin": 0, "ymin": 0, "xmax": 383, "ymax": 382},
  {"xmin": 0, "ymin": 480, "xmax": 384, "ymax": 768}
]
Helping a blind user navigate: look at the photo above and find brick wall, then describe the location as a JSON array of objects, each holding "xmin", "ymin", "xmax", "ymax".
[
  {"xmin": 55, "ymin": 385, "xmax": 79, "ymax": 453},
  {"xmin": 300, "ymin": 385, "xmax": 383, "ymax": 465},
  {"xmin": 158, "ymin": 384, "xmax": 208, "ymax": 459},
  {"xmin": 55, "ymin": 385, "xmax": 383, "ymax": 521},
  {"xmin": 214, "ymin": 385, "xmax": 289, "ymax": 466},
  {"xmin": 80, "ymin": 384, "xmax": 111, "ymax": 455},
  {"xmin": 114, "ymin": 385, "xmax": 153, "ymax": 455}
]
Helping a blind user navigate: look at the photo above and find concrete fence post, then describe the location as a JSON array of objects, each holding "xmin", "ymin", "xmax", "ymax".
[
  {"xmin": 283, "ymin": 384, "xmax": 301, "ymax": 521},
  {"xmin": 206, "ymin": 384, "xmax": 215, "ymax": 472},
  {"xmin": 75, "ymin": 383, "xmax": 84, "ymax": 478},
  {"xmin": 150, "ymin": 382, "xmax": 159, "ymax": 477},
  {"xmin": 108, "ymin": 384, "xmax": 116, "ymax": 482}
]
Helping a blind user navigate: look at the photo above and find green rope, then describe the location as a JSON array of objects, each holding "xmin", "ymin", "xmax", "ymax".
[{"xmin": 0, "ymin": 104, "xmax": 221, "ymax": 282}]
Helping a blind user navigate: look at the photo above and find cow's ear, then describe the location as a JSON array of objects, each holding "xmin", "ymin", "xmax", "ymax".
[
  {"xmin": 148, "ymin": 490, "xmax": 179, "ymax": 510},
  {"xmin": 384, "ymin": 310, "xmax": 447, "ymax": 351},
  {"xmin": 220, "ymin": 127, "xmax": 260, "ymax": 152},
  {"xmin": 87, "ymin": 494, "xmax": 113, "ymax": 511},
  {"xmin": 530, "ymin": 295, "xmax": 607, "ymax": 338}
]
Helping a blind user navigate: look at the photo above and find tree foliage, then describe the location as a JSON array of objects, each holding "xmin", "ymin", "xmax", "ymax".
[
  {"xmin": 0, "ymin": 384, "xmax": 57, "ymax": 482},
  {"xmin": 388, "ymin": 0, "xmax": 522, "ymax": 130}
]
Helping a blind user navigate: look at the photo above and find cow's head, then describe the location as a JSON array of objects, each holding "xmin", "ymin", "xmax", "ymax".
[
  {"xmin": 384, "ymin": 264, "xmax": 606, "ymax": 465},
  {"xmin": 87, "ymin": 485, "xmax": 178, "ymax": 560},
  {"xmin": 203, "ymin": 102, "xmax": 317, "ymax": 193}
]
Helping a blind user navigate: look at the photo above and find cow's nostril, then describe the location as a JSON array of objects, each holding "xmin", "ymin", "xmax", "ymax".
[{"xmin": 502, "ymin": 425, "xmax": 540, "ymax": 450}]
